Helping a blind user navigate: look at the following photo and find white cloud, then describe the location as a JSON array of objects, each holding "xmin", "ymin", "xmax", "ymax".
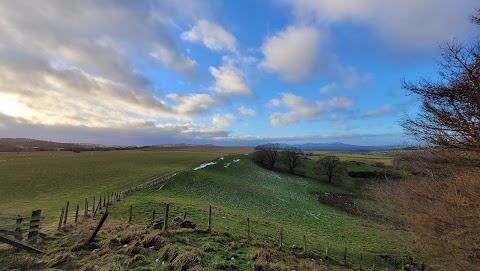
[
  {"xmin": 288, "ymin": 0, "xmax": 478, "ymax": 50},
  {"xmin": 269, "ymin": 99, "xmax": 282, "ymax": 107},
  {"xmin": 181, "ymin": 19, "xmax": 237, "ymax": 53},
  {"xmin": 150, "ymin": 44, "xmax": 198, "ymax": 79},
  {"xmin": 259, "ymin": 25, "xmax": 322, "ymax": 83},
  {"xmin": 238, "ymin": 106, "xmax": 256, "ymax": 116},
  {"xmin": 258, "ymin": 25, "xmax": 370, "ymax": 88},
  {"xmin": 0, "ymin": 1, "xmax": 214, "ymax": 129},
  {"xmin": 320, "ymin": 82, "xmax": 337, "ymax": 94},
  {"xmin": 209, "ymin": 64, "xmax": 252, "ymax": 96},
  {"xmin": 268, "ymin": 93, "xmax": 325, "ymax": 126},
  {"xmin": 167, "ymin": 93, "xmax": 216, "ymax": 116},
  {"xmin": 363, "ymin": 104, "xmax": 395, "ymax": 117},
  {"xmin": 213, "ymin": 113, "xmax": 236, "ymax": 129},
  {"xmin": 329, "ymin": 96, "xmax": 354, "ymax": 109}
]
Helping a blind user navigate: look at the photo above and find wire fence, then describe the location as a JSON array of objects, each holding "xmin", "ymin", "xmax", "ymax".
[
  {"xmin": 1, "ymin": 172, "xmax": 426, "ymax": 270},
  {"xmin": 121, "ymin": 201, "xmax": 425, "ymax": 270}
]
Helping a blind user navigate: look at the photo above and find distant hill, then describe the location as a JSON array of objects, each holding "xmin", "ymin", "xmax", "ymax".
[
  {"xmin": 0, "ymin": 138, "xmax": 112, "ymax": 152},
  {"xmin": 287, "ymin": 142, "xmax": 399, "ymax": 152}
]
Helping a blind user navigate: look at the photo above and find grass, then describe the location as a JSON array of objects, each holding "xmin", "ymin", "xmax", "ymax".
[
  {"xmin": 309, "ymin": 151, "xmax": 394, "ymax": 166},
  {"xmin": 0, "ymin": 150, "xmax": 222, "ymax": 221},
  {"xmin": 108, "ymin": 155, "xmax": 414, "ymax": 269}
]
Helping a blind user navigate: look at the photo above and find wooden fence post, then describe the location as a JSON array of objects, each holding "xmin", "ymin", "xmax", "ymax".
[
  {"xmin": 247, "ymin": 218, "xmax": 251, "ymax": 240},
  {"xmin": 128, "ymin": 205, "xmax": 133, "ymax": 224},
  {"xmin": 92, "ymin": 197, "xmax": 95, "ymax": 213},
  {"xmin": 163, "ymin": 204, "xmax": 169, "ymax": 231},
  {"xmin": 58, "ymin": 207, "xmax": 64, "ymax": 230},
  {"xmin": 63, "ymin": 201, "xmax": 69, "ymax": 228},
  {"xmin": 373, "ymin": 255, "xmax": 376, "ymax": 270},
  {"xmin": 27, "ymin": 210, "xmax": 41, "ymax": 239},
  {"xmin": 103, "ymin": 195, "xmax": 106, "ymax": 207},
  {"xmin": 95, "ymin": 197, "xmax": 101, "ymax": 215},
  {"xmin": 87, "ymin": 212, "xmax": 108, "ymax": 243},
  {"xmin": 107, "ymin": 192, "xmax": 110, "ymax": 205},
  {"xmin": 84, "ymin": 198, "xmax": 88, "ymax": 217},
  {"xmin": 14, "ymin": 216, "xmax": 23, "ymax": 240},
  {"xmin": 279, "ymin": 227, "xmax": 283, "ymax": 250},
  {"xmin": 344, "ymin": 247, "xmax": 347, "ymax": 266},
  {"xmin": 75, "ymin": 204, "xmax": 79, "ymax": 224},
  {"xmin": 325, "ymin": 243, "xmax": 329, "ymax": 258},
  {"xmin": 152, "ymin": 210, "xmax": 156, "ymax": 222},
  {"xmin": 207, "ymin": 205, "xmax": 212, "ymax": 232},
  {"xmin": 183, "ymin": 210, "xmax": 187, "ymax": 220}
]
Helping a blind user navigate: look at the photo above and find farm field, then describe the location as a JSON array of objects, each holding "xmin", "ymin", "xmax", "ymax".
[
  {"xmin": 0, "ymin": 150, "xmax": 223, "ymax": 221},
  {"xmin": 108, "ymin": 154, "xmax": 413, "ymax": 269},
  {"xmin": 309, "ymin": 151, "xmax": 394, "ymax": 166}
]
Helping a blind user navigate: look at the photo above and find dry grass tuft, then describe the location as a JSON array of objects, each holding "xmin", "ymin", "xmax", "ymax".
[
  {"xmin": 124, "ymin": 241, "xmax": 144, "ymax": 257},
  {"xmin": 119, "ymin": 232, "xmax": 139, "ymax": 244},
  {"xmin": 47, "ymin": 251, "xmax": 80, "ymax": 269},
  {"xmin": 142, "ymin": 234, "xmax": 163, "ymax": 249},
  {"xmin": 171, "ymin": 249, "xmax": 202, "ymax": 270},
  {"xmin": 250, "ymin": 249, "xmax": 271, "ymax": 262},
  {"xmin": 8, "ymin": 254, "xmax": 47, "ymax": 270},
  {"xmin": 159, "ymin": 243, "xmax": 179, "ymax": 262}
]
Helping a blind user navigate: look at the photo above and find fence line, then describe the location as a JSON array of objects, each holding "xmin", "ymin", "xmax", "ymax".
[
  {"xmin": 123, "ymin": 201, "xmax": 425, "ymax": 270},
  {"xmin": 0, "ymin": 170, "xmax": 426, "ymax": 270}
]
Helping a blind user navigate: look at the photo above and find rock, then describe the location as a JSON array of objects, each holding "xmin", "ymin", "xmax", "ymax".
[
  {"xmin": 152, "ymin": 219, "xmax": 165, "ymax": 229},
  {"xmin": 179, "ymin": 219, "xmax": 196, "ymax": 229}
]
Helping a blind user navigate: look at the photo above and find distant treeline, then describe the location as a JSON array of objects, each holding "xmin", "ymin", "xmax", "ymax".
[{"xmin": 0, "ymin": 138, "xmax": 153, "ymax": 152}]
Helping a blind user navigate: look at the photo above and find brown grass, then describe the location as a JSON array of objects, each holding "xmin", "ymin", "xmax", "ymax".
[
  {"xmin": 384, "ymin": 152, "xmax": 480, "ymax": 270},
  {"xmin": 159, "ymin": 243, "xmax": 179, "ymax": 262},
  {"xmin": 141, "ymin": 234, "xmax": 163, "ymax": 249},
  {"xmin": 171, "ymin": 248, "xmax": 202, "ymax": 270},
  {"xmin": 124, "ymin": 241, "xmax": 144, "ymax": 257}
]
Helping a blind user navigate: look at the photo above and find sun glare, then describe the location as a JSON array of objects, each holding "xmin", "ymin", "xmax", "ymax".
[{"xmin": 0, "ymin": 93, "xmax": 28, "ymax": 117}]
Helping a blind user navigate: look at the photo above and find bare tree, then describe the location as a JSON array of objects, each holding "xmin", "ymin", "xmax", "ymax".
[
  {"xmin": 315, "ymin": 155, "xmax": 345, "ymax": 183},
  {"xmin": 402, "ymin": 13, "xmax": 480, "ymax": 154},
  {"xmin": 281, "ymin": 147, "xmax": 303, "ymax": 173},
  {"xmin": 253, "ymin": 143, "xmax": 281, "ymax": 169},
  {"xmin": 388, "ymin": 10, "xmax": 480, "ymax": 269}
]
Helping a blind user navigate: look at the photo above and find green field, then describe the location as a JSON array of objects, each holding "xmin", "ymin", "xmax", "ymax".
[
  {"xmin": 108, "ymin": 154, "xmax": 412, "ymax": 269},
  {"xmin": 0, "ymin": 150, "xmax": 222, "ymax": 220},
  {"xmin": 0, "ymin": 150, "xmax": 418, "ymax": 270},
  {"xmin": 309, "ymin": 151, "xmax": 394, "ymax": 166}
]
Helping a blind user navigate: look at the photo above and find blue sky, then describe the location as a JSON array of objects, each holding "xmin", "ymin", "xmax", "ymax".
[{"xmin": 0, "ymin": 0, "xmax": 478, "ymax": 146}]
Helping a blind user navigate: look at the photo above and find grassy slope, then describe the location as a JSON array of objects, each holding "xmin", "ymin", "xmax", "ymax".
[
  {"xmin": 109, "ymin": 155, "xmax": 411, "ymax": 269},
  {"xmin": 0, "ymin": 150, "xmax": 222, "ymax": 220},
  {"xmin": 310, "ymin": 151, "xmax": 394, "ymax": 166}
]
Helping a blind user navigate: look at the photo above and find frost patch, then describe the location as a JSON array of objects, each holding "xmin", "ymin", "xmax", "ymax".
[{"xmin": 193, "ymin": 162, "xmax": 217, "ymax": 170}]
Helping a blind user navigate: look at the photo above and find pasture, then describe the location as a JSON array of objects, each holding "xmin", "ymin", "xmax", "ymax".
[
  {"xmin": 108, "ymin": 154, "xmax": 412, "ymax": 269},
  {"xmin": 309, "ymin": 151, "xmax": 394, "ymax": 166},
  {"xmin": 0, "ymin": 150, "xmax": 223, "ymax": 221}
]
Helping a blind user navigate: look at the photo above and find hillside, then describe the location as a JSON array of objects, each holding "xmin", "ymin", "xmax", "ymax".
[
  {"xmin": 0, "ymin": 138, "xmax": 108, "ymax": 152},
  {"xmin": 0, "ymin": 152, "xmax": 420, "ymax": 270}
]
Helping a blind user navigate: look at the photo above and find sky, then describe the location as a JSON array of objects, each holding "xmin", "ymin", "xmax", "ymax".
[{"xmin": 0, "ymin": 0, "xmax": 478, "ymax": 146}]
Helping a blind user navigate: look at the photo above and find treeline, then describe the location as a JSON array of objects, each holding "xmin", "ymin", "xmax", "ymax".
[
  {"xmin": 252, "ymin": 143, "xmax": 303, "ymax": 174},
  {"xmin": 253, "ymin": 143, "xmax": 347, "ymax": 183},
  {"xmin": 0, "ymin": 138, "xmax": 152, "ymax": 152}
]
